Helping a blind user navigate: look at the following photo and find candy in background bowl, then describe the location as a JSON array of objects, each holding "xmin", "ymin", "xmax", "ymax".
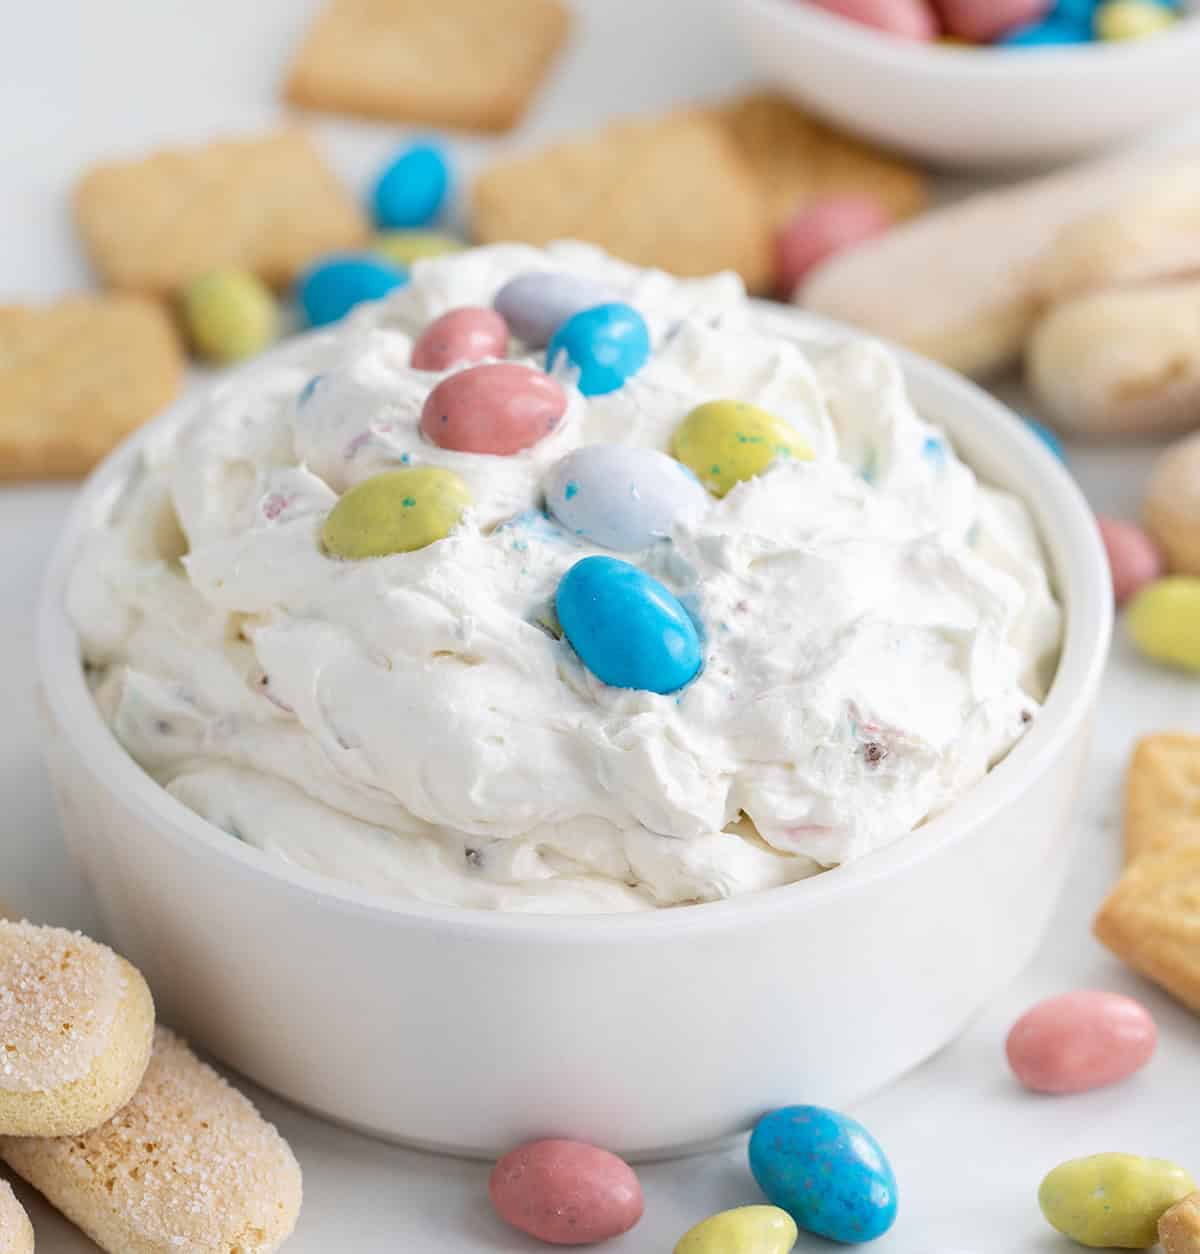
[
  {"xmin": 37, "ymin": 305, "xmax": 1110, "ymax": 1159},
  {"xmin": 723, "ymin": 0, "xmax": 1200, "ymax": 167}
]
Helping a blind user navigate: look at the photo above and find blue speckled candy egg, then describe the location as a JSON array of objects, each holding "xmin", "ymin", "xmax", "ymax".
[
  {"xmin": 749, "ymin": 1106, "xmax": 898, "ymax": 1245},
  {"xmin": 546, "ymin": 444, "xmax": 709, "ymax": 552},
  {"xmin": 298, "ymin": 255, "xmax": 409, "ymax": 327},
  {"xmin": 555, "ymin": 556, "xmax": 702, "ymax": 694},
  {"xmin": 371, "ymin": 142, "xmax": 450, "ymax": 229},
  {"xmin": 493, "ymin": 271, "xmax": 617, "ymax": 348},
  {"xmin": 1000, "ymin": 16, "xmax": 1092, "ymax": 42},
  {"xmin": 547, "ymin": 303, "xmax": 652, "ymax": 397}
]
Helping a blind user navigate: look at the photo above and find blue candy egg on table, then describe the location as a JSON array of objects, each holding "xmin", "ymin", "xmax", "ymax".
[
  {"xmin": 493, "ymin": 271, "xmax": 617, "ymax": 348},
  {"xmin": 546, "ymin": 444, "xmax": 710, "ymax": 552},
  {"xmin": 547, "ymin": 303, "xmax": 651, "ymax": 397},
  {"xmin": 298, "ymin": 255, "xmax": 408, "ymax": 327},
  {"xmin": 749, "ymin": 1106, "xmax": 898, "ymax": 1245},
  {"xmin": 1025, "ymin": 418, "xmax": 1066, "ymax": 462},
  {"xmin": 371, "ymin": 142, "xmax": 450, "ymax": 229},
  {"xmin": 555, "ymin": 556, "xmax": 702, "ymax": 694},
  {"xmin": 1051, "ymin": 0, "xmax": 1097, "ymax": 21},
  {"xmin": 1000, "ymin": 16, "xmax": 1092, "ymax": 42}
]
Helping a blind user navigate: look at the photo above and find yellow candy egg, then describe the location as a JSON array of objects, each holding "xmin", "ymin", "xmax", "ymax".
[
  {"xmin": 321, "ymin": 467, "xmax": 471, "ymax": 559},
  {"xmin": 1039, "ymin": 1153, "xmax": 1194, "ymax": 1248},
  {"xmin": 373, "ymin": 231, "xmax": 464, "ymax": 268},
  {"xmin": 674, "ymin": 1205, "xmax": 798, "ymax": 1254},
  {"xmin": 1095, "ymin": 0, "xmax": 1176, "ymax": 41},
  {"xmin": 181, "ymin": 268, "xmax": 278, "ymax": 364},
  {"xmin": 672, "ymin": 400, "xmax": 813, "ymax": 497},
  {"xmin": 1127, "ymin": 577, "xmax": 1200, "ymax": 673}
]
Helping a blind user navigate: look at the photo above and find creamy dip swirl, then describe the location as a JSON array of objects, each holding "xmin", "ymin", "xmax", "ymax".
[{"xmin": 70, "ymin": 243, "xmax": 1062, "ymax": 913}]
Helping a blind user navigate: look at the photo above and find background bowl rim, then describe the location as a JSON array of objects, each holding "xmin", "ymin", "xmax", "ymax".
[{"xmin": 37, "ymin": 302, "xmax": 1113, "ymax": 940}]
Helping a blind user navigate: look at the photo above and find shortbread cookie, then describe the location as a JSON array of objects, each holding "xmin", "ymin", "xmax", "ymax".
[
  {"xmin": 1027, "ymin": 279, "xmax": 1200, "ymax": 438},
  {"xmin": 1145, "ymin": 434, "xmax": 1200, "ymax": 576},
  {"xmin": 1, "ymin": 1028, "xmax": 302, "ymax": 1254},
  {"xmin": 0, "ymin": 295, "xmax": 182, "ymax": 480},
  {"xmin": 802, "ymin": 151, "xmax": 1163, "ymax": 377},
  {"xmin": 285, "ymin": 0, "xmax": 569, "ymax": 131},
  {"xmin": 1032, "ymin": 159, "xmax": 1200, "ymax": 308},
  {"xmin": 1125, "ymin": 734, "xmax": 1200, "ymax": 863},
  {"xmin": 711, "ymin": 92, "xmax": 928, "ymax": 229},
  {"xmin": 75, "ymin": 130, "xmax": 368, "ymax": 296},
  {"xmin": 472, "ymin": 112, "xmax": 773, "ymax": 291},
  {"xmin": 1094, "ymin": 844, "xmax": 1200, "ymax": 1014},
  {"xmin": 0, "ymin": 920, "xmax": 154, "ymax": 1138},
  {"xmin": 1162, "ymin": 1190, "xmax": 1200, "ymax": 1254},
  {"xmin": 0, "ymin": 1180, "xmax": 33, "ymax": 1254}
]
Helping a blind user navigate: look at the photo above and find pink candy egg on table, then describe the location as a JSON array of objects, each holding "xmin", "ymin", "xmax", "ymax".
[
  {"xmin": 1006, "ymin": 991, "xmax": 1157, "ymax": 1095},
  {"xmin": 489, "ymin": 1138, "xmax": 644, "ymax": 1246},
  {"xmin": 776, "ymin": 196, "xmax": 893, "ymax": 298},
  {"xmin": 1098, "ymin": 516, "xmax": 1165, "ymax": 606},
  {"xmin": 420, "ymin": 362, "xmax": 567, "ymax": 455},
  {"xmin": 411, "ymin": 306, "xmax": 509, "ymax": 372},
  {"xmin": 936, "ymin": 0, "xmax": 1050, "ymax": 42},
  {"xmin": 798, "ymin": 0, "xmax": 939, "ymax": 39}
]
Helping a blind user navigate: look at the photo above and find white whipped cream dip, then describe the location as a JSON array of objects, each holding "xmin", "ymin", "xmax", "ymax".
[{"xmin": 69, "ymin": 243, "xmax": 1062, "ymax": 914}]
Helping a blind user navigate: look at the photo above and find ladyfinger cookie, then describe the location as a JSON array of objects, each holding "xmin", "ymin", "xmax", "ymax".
[
  {"xmin": 0, "ymin": 1181, "xmax": 33, "ymax": 1254},
  {"xmin": 0, "ymin": 920, "xmax": 153, "ymax": 1138},
  {"xmin": 0, "ymin": 1028, "xmax": 302, "ymax": 1254}
]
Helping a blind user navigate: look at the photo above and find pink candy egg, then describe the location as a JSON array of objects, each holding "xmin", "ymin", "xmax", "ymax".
[
  {"xmin": 489, "ymin": 1139, "xmax": 644, "ymax": 1246},
  {"xmin": 936, "ymin": 0, "xmax": 1050, "ymax": 41},
  {"xmin": 420, "ymin": 362, "xmax": 567, "ymax": 455},
  {"xmin": 776, "ymin": 196, "xmax": 893, "ymax": 298},
  {"xmin": 411, "ymin": 306, "xmax": 509, "ymax": 372},
  {"xmin": 1098, "ymin": 516, "xmax": 1165, "ymax": 606},
  {"xmin": 1006, "ymin": 991, "xmax": 1157, "ymax": 1095},
  {"xmin": 799, "ymin": 0, "xmax": 939, "ymax": 39}
]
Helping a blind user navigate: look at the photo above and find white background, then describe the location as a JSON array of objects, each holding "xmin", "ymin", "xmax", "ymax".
[{"xmin": 2, "ymin": 1, "xmax": 1200, "ymax": 1250}]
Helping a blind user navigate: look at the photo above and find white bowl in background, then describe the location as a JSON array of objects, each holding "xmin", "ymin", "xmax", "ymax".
[
  {"xmin": 723, "ymin": 0, "xmax": 1200, "ymax": 168},
  {"xmin": 37, "ymin": 311, "xmax": 1111, "ymax": 1159}
]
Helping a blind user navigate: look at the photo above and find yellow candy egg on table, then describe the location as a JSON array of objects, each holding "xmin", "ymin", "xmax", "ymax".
[
  {"xmin": 181, "ymin": 268, "xmax": 278, "ymax": 363},
  {"xmin": 674, "ymin": 1205, "xmax": 798, "ymax": 1254},
  {"xmin": 321, "ymin": 467, "xmax": 471, "ymax": 559},
  {"xmin": 1039, "ymin": 1153, "xmax": 1194, "ymax": 1248},
  {"xmin": 1127, "ymin": 577, "xmax": 1200, "ymax": 673},
  {"xmin": 373, "ymin": 231, "xmax": 464, "ymax": 268},
  {"xmin": 1095, "ymin": 0, "xmax": 1176, "ymax": 40},
  {"xmin": 672, "ymin": 400, "xmax": 813, "ymax": 497}
]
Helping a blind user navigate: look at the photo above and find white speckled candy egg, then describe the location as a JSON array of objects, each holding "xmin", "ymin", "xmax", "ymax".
[{"xmin": 545, "ymin": 444, "xmax": 709, "ymax": 551}]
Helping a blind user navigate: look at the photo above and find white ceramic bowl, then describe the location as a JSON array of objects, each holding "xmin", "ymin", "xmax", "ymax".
[
  {"xmin": 38, "ymin": 311, "xmax": 1111, "ymax": 1160},
  {"xmin": 724, "ymin": 0, "xmax": 1200, "ymax": 168}
]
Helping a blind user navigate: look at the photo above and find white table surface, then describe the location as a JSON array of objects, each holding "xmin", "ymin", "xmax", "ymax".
[{"xmin": 3, "ymin": 2, "xmax": 1200, "ymax": 1250}]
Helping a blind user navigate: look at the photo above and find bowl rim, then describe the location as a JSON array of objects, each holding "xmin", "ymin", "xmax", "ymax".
[
  {"xmin": 734, "ymin": 0, "xmax": 1200, "ymax": 75},
  {"xmin": 37, "ymin": 303, "xmax": 1113, "ymax": 940}
]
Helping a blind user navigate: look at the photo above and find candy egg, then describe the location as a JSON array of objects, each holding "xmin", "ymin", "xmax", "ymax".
[
  {"xmin": 939, "ymin": 0, "xmax": 1051, "ymax": 40},
  {"xmin": 749, "ymin": 1106, "xmax": 898, "ymax": 1245},
  {"xmin": 371, "ymin": 142, "xmax": 450, "ymax": 230},
  {"xmin": 411, "ymin": 307, "xmax": 510, "ymax": 372},
  {"xmin": 547, "ymin": 303, "xmax": 651, "ymax": 397},
  {"xmin": 800, "ymin": 0, "xmax": 939, "ymax": 39},
  {"xmin": 488, "ymin": 1138, "xmax": 643, "ymax": 1246},
  {"xmin": 493, "ymin": 271, "xmax": 617, "ymax": 348},
  {"xmin": 321, "ymin": 467, "xmax": 470, "ymax": 559},
  {"xmin": 1098, "ymin": 517, "xmax": 1164, "ymax": 606},
  {"xmin": 1000, "ymin": 16, "xmax": 1092, "ymax": 42},
  {"xmin": 373, "ymin": 230, "xmax": 463, "ymax": 268},
  {"xmin": 776, "ymin": 196, "xmax": 892, "ymax": 297},
  {"xmin": 420, "ymin": 362, "xmax": 566, "ymax": 455},
  {"xmin": 181, "ymin": 268, "xmax": 278, "ymax": 363},
  {"xmin": 1144, "ymin": 432, "xmax": 1200, "ymax": 575},
  {"xmin": 1039, "ymin": 1154, "xmax": 1194, "ymax": 1248},
  {"xmin": 556, "ymin": 556, "xmax": 702, "ymax": 694},
  {"xmin": 674, "ymin": 1205, "xmax": 798, "ymax": 1254},
  {"xmin": 1006, "ymin": 990, "xmax": 1157, "ymax": 1094},
  {"xmin": 298, "ymin": 254, "xmax": 408, "ymax": 328},
  {"xmin": 1128, "ymin": 578, "xmax": 1200, "ymax": 673},
  {"xmin": 1095, "ymin": 0, "xmax": 1176, "ymax": 39},
  {"xmin": 672, "ymin": 400, "xmax": 813, "ymax": 497},
  {"xmin": 545, "ymin": 444, "xmax": 709, "ymax": 552},
  {"xmin": 1026, "ymin": 418, "xmax": 1066, "ymax": 462}
]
